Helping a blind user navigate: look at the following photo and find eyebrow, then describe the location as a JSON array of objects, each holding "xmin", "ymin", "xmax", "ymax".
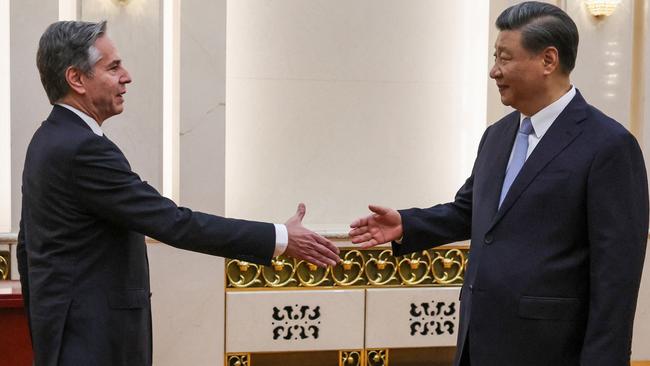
[{"xmin": 106, "ymin": 59, "xmax": 122, "ymax": 68}]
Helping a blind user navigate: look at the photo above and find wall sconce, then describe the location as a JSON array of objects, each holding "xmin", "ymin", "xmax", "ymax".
[
  {"xmin": 584, "ymin": 0, "xmax": 621, "ymax": 17},
  {"xmin": 113, "ymin": 0, "xmax": 131, "ymax": 5}
]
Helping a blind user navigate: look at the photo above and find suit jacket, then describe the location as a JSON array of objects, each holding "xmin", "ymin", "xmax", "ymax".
[
  {"xmin": 17, "ymin": 105, "xmax": 276, "ymax": 366},
  {"xmin": 392, "ymin": 91, "xmax": 648, "ymax": 366}
]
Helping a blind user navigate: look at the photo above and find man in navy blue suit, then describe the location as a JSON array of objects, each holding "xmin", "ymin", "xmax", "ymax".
[
  {"xmin": 350, "ymin": 2, "xmax": 648, "ymax": 366},
  {"xmin": 18, "ymin": 20, "xmax": 340, "ymax": 366}
]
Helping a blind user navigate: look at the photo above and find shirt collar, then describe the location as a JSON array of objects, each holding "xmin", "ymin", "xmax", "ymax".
[
  {"xmin": 519, "ymin": 86, "xmax": 576, "ymax": 139},
  {"xmin": 56, "ymin": 103, "xmax": 104, "ymax": 136}
]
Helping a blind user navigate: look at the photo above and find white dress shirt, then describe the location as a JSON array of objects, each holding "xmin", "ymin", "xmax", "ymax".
[{"xmin": 56, "ymin": 103, "xmax": 289, "ymax": 256}]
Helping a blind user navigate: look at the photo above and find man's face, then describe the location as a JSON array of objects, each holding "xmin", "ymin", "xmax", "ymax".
[
  {"xmin": 489, "ymin": 30, "xmax": 545, "ymax": 114},
  {"xmin": 82, "ymin": 35, "xmax": 131, "ymax": 122}
]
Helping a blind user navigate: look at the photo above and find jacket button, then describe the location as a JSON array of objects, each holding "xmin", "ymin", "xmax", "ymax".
[
  {"xmin": 469, "ymin": 284, "xmax": 474, "ymax": 292},
  {"xmin": 484, "ymin": 234, "xmax": 493, "ymax": 244}
]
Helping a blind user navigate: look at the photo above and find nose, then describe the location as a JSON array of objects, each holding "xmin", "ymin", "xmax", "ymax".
[
  {"xmin": 121, "ymin": 68, "xmax": 132, "ymax": 84},
  {"xmin": 489, "ymin": 63, "xmax": 500, "ymax": 80}
]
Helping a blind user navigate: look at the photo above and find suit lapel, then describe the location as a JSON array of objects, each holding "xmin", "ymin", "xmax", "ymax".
[
  {"xmin": 487, "ymin": 91, "xmax": 589, "ymax": 231},
  {"xmin": 481, "ymin": 113, "xmax": 520, "ymax": 219}
]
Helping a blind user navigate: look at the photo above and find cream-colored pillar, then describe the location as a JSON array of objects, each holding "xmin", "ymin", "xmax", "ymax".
[
  {"xmin": 10, "ymin": 0, "xmax": 58, "ymax": 232},
  {"xmin": 226, "ymin": 0, "xmax": 489, "ymax": 227},
  {"xmin": 634, "ymin": 0, "xmax": 650, "ymax": 361},
  {"xmin": 148, "ymin": 0, "xmax": 228, "ymax": 365}
]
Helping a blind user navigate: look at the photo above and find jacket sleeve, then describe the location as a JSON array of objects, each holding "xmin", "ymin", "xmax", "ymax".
[
  {"xmin": 392, "ymin": 126, "xmax": 490, "ymax": 256},
  {"xmin": 16, "ymin": 201, "xmax": 33, "ymax": 343},
  {"xmin": 71, "ymin": 136, "xmax": 275, "ymax": 265},
  {"xmin": 581, "ymin": 131, "xmax": 648, "ymax": 365}
]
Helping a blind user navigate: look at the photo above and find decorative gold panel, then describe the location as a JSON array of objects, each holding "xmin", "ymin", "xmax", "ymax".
[
  {"xmin": 226, "ymin": 353, "xmax": 251, "ymax": 366},
  {"xmin": 226, "ymin": 247, "xmax": 468, "ymax": 289},
  {"xmin": 0, "ymin": 250, "xmax": 9, "ymax": 280},
  {"xmin": 366, "ymin": 349, "xmax": 389, "ymax": 366},
  {"xmin": 339, "ymin": 350, "xmax": 364, "ymax": 366}
]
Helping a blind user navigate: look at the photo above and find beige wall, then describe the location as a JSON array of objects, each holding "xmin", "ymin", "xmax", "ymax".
[
  {"xmin": 81, "ymin": 0, "xmax": 163, "ymax": 189},
  {"xmin": 225, "ymin": 0, "xmax": 489, "ymax": 227}
]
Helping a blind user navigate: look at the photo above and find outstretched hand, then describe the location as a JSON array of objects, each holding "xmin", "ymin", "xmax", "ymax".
[
  {"xmin": 349, "ymin": 205, "xmax": 403, "ymax": 248},
  {"xmin": 284, "ymin": 203, "xmax": 340, "ymax": 267}
]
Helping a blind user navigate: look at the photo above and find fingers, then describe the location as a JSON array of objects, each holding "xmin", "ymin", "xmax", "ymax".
[
  {"xmin": 350, "ymin": 232, "xmax": 372, "ymax": 244},
  {"xmin": 315, "ymin": 234, "xmax": 341, "ymax": 255},
  {"xmin": 349, "ymin": 216, "xmax": 368, "ymax": 228},
  {"xmin": 304, "ymin": 237, "xmax": 338, "ymax": 266},
  {"xmin": 313, "ymin": 235, "xmax": 341, "ymax": 264},
  {"xmin": 360, "ymin": 238, "xmax": 379, "ymax": 249},
  {"xmin": 348, "ymin": 225, "xmax": 368, "ymax": 237},
  {"xmin": 368, "ymin": 204, "xmax": 389, "ymax": 215}
]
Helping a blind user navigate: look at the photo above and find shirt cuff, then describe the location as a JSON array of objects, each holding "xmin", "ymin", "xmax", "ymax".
[{"xmin": 273, "ymin": 224, "xmax": 288, "ymax": 257}]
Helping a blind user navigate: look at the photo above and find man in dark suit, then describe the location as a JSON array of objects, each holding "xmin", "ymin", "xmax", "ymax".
[
  {"xmin": 349, "ymin": 2, "xmax": 648, "ymax": 366},
  {"xmin": 17, "ymin": 20, "xmax": 340, "ymax": 366}
]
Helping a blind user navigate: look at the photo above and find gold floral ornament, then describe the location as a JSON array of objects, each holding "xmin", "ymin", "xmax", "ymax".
[
  {"xmin": 226, "ymin": 354, "xmax": 250, "ymax": 366},
  {"xmin": 398, "ymin": 250, "xmax": 433, "ymax": 285},
  {"xmin": 0, "ymin": 252, "xmax": 8, "ymax": 280},
  {"xmin": 365, "ymin": 249, "xmax": 398, "ymax": 286},
  {"xmin": 296, "ymin": 259, "xmax": 331, "ymax": 287},
  {"xmin": 262, "ymin": 257, "xmax": 297, "ymax": 287},
  {"xmin": 431, "ymin": 248, "xmax": 466, "ymax": 284},
  {"xmin": 226, "ymin": 260, "xmax": 262, "ymax": 288},
  {"xmin": 366, "ymin": 349, "xmax": 389, "ymax": 366},
  {"xmin": 331, "ymin": 250, "xmax": 365, "ymax": 286},
  {"xmin": 339, "ymin": 350, "xmax": 363, "ymax": 366}
]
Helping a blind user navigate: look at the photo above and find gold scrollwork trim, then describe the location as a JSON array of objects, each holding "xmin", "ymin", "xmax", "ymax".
[
  {"xmin": 226, "ymin": 353, "xmax": 250, "ymax": 366},
  {"xmin": 0, "ymin": 251, "xmax": 9, "ymax": 280},
  {"xmin": 397, "ymin": 251, "xmax": 433, "ymax": 285},
  {"xmin": 226, "ymin": 260, "xmax": 262, "ymax": 288},
  {"xmin": 331, "ymin": 250, "xmax": 365, "ymax": 286},
  {"xmin": 431, "ymin": 248, "xmax": 466, "ymax": 284},
  {"xmin": 226, "ymin": 247, "xmax": 468, "ymax": 289}
]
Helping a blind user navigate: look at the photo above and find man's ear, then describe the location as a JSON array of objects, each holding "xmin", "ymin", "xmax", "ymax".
[
  {"xmin": 541, "ymin": 46, "xmax": 560, "ymax": 75},
  {"xmin": 65, "ymin": 66, "xmax": 86, "ymax": 95}
]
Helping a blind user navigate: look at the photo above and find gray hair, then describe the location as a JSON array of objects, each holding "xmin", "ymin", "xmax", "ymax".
[
  {"xmin": 36, "ymin": 20, "xmax": 107, "ymax": 104},
  {"xmin": 496, "ymin": 1, "xmax": 578, "ymax": 74}
]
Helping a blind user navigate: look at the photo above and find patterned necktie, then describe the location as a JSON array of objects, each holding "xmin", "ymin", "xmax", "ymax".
[{"xmin": 499, "ymin": 117, "xmax": 534, "ymax": 208}]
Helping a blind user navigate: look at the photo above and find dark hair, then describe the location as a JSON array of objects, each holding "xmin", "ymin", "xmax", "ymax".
[
  {"xmin": 36, "ymin": 20, "xmax": 107, "ymax": 104},
  {"xmin": 496, "ymin": 1, "xmax": 578, "ymax": 74}
]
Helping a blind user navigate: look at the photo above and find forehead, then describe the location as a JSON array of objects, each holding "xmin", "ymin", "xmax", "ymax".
[
  {"xmin": 93, "ymin": 35, "xmax": 120, "ymax": 62},
  {"xmin": 494, "ymin": 30, "xmax": 523, "ymax": 51}
]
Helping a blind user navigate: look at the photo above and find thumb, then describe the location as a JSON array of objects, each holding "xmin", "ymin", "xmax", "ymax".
[
  {"xmin": 293, "ymin": 202, "xmax": 306, "ymax": 222},
  {"xmin": 368, "ymin": 204, "xmax": 389, "ymax": 215}
]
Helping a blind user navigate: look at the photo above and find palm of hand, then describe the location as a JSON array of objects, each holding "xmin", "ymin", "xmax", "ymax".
[{"xmin": 368, "ymin": 212, "xmax": 401, "ymax": 243}]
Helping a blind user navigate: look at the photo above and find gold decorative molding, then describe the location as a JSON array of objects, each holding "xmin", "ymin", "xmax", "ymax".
[
  {"xmin": 226, "ymin": 247, "xmax": 468, "ymax": 290},
  {"xmin": 226, "ymin": 353, "xmax": 250, "ymax": 366},
  {"xmin": 366, "ymin": 349, "xmax": 389, "ymax": 366},
  {"xmin": 0, "ymin": 250, "xmax": 9, "ymax": 280},
  {"xmin": 340, "ymin": 350, "xmax": 364, "ymax": 366}
]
